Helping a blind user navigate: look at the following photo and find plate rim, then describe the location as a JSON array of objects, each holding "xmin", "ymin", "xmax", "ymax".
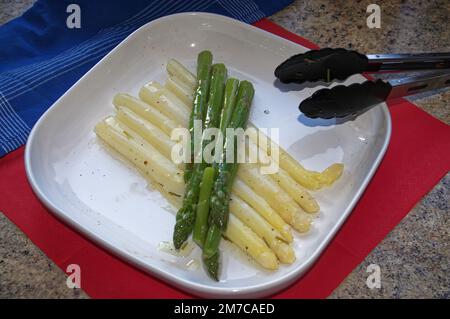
[{"xmin": 24, "ymin": 12, "xmax": 392, "ymax": 298}]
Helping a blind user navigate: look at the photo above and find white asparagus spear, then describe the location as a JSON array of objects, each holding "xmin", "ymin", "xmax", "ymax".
[
  {"xmin": 95, "ymin": 117, "xmax": 184, "ymax": 196},
  {"xmin": 113, "ymin": 93, "xmax": 179, "ymax": 136},
  {"xmin": 232, "ymin": 179, "xmax": 293, "ymax": 243},
  {"xmin": 247, "ymin": 139, "xmax": 319, "ymax": 213},
  {"xmin": 165, "ymin": 76, "xmax": 194, "ymax": 107},
  {"xmin": 115, "ymin": 106, "xmax": 176, "ymax": 162},
  {"xmin": 230, "ymin": 195, "xmax": 295, "ymax": 264},
  {"xmin": 237, "ymin": 164, "xmax": 312, "ymax": 233},
  {"xmin": 139, "ymin": 81, "xmax": 190, "ymax": 127},
  {"xmin": 224, "ymin": 214, "xmax": 279, "ymax": 270},
  {"xmin": 166, "ymin": 58, "xmax": 197, "ymax": 90}
]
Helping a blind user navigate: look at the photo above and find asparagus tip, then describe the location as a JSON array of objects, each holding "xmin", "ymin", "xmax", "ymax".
[{"xmin": 203, "ymin": 252, "xmax": 220, "ymax": 281}]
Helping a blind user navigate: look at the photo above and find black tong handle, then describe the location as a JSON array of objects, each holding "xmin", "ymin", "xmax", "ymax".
[
  {"xmin": 275, "ymin": 48, "xmax": 368, "ymax": 84},
  {"xmin": 275, "ymin": 48, "xmax": 450, "ymax": 84},
  {"xmin": 299, "ymin": 80, "xmax": 392, "ymax": 119}
]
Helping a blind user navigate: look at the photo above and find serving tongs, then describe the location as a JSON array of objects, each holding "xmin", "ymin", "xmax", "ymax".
[{"xmin": 274, "ymin": 48, "xmax": 450, "ymax": 119}]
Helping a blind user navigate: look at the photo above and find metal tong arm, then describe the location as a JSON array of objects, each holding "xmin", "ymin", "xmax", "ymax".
[
  {"xmin": 387, "ymin": 71, "xmax": 450, "ymax": 99},
  {"xmin": 366, "ymin": 52, "xmax": 450, "ymax": 71}
]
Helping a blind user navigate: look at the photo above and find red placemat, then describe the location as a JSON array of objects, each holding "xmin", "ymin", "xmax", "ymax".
[{"xmin": 1, "ymin": 19, "xmax": 449, "ymax": 299}]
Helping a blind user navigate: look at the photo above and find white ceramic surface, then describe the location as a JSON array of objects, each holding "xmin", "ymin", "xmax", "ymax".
[{"xmin": 25, "ymin": 13, "xmax": 391, "ymax": 298}]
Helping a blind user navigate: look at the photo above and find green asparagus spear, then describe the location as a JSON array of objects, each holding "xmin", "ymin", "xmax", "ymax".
[
  {"xmin": 193, "ymin": 167, "xmax": 215, "ymax": 247},
  {"xmin": 184, "ymin": 51, "xmax": 213, "ymax": 183},
  {"xmin": 204, "ymin": 64, "xmax": 227, "ymax": 129},
  {"xmin": 193, "ymin": 78, "xmax": 239, "ymax": 247},
  {"xmin": 209, "ymin": 81, "xmax": 255, "ymax": 230},
  {"xmin": 173, "ymin": 63, "xmax": 227, "ymax": 249},
  {"xmin": 219, "ymin": 78, "xmax": 239, "ymax": 136},
  {"xmin": 203, "ymin": 223, "xmax": 222, "ymax": 259},
  {"xmin": 202, "ymin": 252, "xmax": 220, "ymax": 281},
  {"xmin": 202, "ymin": 81, "xmax": 255, "ymax": 275}
]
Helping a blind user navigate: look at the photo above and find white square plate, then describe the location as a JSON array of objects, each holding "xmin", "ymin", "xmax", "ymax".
[{"xmin": 25, "ymin": 13, "xmax": 391, "ymax": 298}]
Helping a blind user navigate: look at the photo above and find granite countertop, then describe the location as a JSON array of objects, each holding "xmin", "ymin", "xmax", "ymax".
[{"xmin": 0, "ymin": 0, "xmax": 448, "ymax": 298}]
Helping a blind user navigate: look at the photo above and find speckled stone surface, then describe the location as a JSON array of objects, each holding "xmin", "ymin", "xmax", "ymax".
[
  {"xmin": 0, "ymin": 214, "xmax": 88, "ymax": 298},
  {"xmin": 0, "ymin": 0, "xmax": 449, "ymax": 298},
  {"xmin": 0, "ymin": 0, "xmax": 34, "ymax": 25}
]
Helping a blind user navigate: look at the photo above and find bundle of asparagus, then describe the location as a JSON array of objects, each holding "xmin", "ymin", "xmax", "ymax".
[
  {"xmin": 173, "ymin": 50, "xmax": 256, "ymax": 279},
  {"xmin": 201, "ymin": 81, "xmax": 254, "ymax": 279},
  {"xmin": 94, "ymin": 50, "xmax": 344, "ymax": 281}
]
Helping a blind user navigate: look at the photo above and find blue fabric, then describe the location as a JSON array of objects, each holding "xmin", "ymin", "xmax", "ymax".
[{"xmin": 0, "ymin": 0, "xmax": 292, "ymax": 157}]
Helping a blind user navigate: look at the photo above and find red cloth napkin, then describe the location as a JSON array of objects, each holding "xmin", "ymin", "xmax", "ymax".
[{"xmin": 1, "ymin": 19, "xmax": 449, "ymax": 299}]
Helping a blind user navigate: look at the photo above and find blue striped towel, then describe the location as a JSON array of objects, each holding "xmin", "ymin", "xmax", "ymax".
[{"xmin": 0, "ymin": 0, "xmax": 292, "ymax": 157}]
